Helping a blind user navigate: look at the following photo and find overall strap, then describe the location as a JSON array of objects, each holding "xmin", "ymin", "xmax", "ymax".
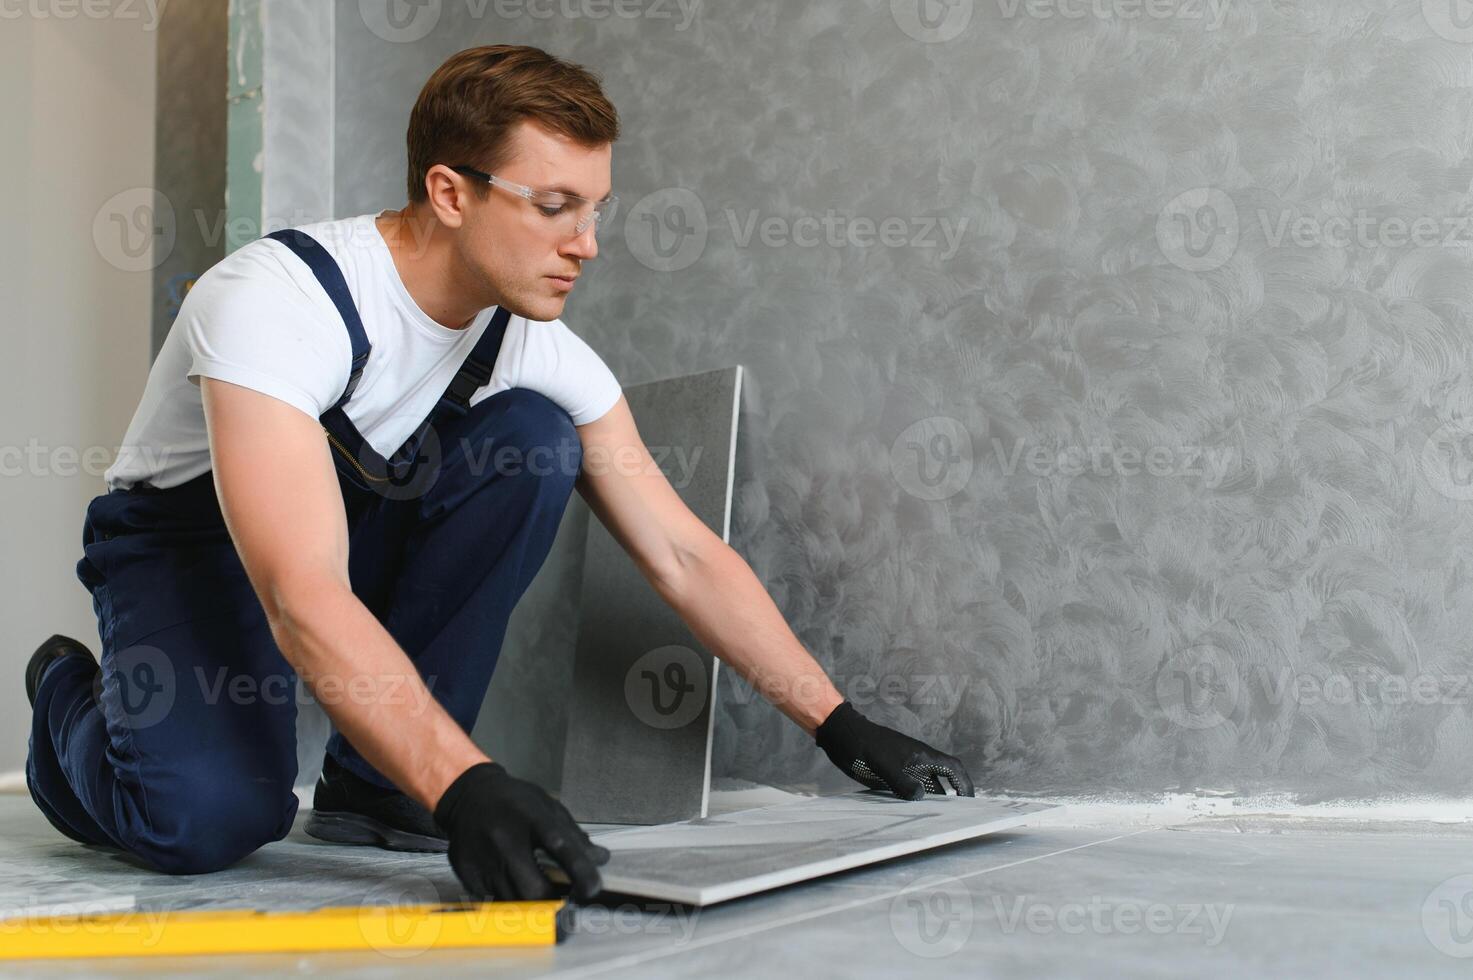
[
  {"xmin": 432, "ymin": 305, "xmax": 513, "ymax": 421},
  {"xmin": 375, "ymin": 304, "xmax": 515, "ymax": 479},
  {"xmin": 264, "ymin": 228, "xmax": 371, "ymax": 413}
]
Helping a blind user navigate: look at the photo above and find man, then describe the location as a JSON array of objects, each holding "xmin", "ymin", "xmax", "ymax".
[{"xmin": 25, "ymin": 44, "xmax": 974, "ymax": 903}]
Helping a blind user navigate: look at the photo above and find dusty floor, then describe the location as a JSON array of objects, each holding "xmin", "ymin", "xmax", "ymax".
[{"xmin": 2, "ymin": 792, "xmax": 1472, "ymax": 977}]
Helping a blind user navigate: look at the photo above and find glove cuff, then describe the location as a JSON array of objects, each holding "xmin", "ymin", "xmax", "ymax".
[
  {"xmin": 814, "ymin": 700, "xmax": 861, "ymax": 747},
  {"xmin": 432, "ymin": 761, "xmax": 505, "ymax": 831}
]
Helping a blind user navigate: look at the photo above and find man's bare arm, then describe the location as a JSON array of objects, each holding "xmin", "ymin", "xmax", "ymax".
[
  {"xmin": 574, "ymin": 395, "xmax": 844, "ymax": 734},
  {"xmin": 574, "ymin": 395, "xmax": 975, "ymax": 798},
  {"xmin": 664, "ymin": 538, "xmax": 846, "ymax": 735},
  {"xmin": 200, "ymin": 377, "xmax": 486, "ymax": 810}
]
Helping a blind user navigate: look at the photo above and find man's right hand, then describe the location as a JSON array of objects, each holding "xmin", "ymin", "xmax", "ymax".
[{"xmin": 432, "ymin": 761, "xmax": 609, "ymax": 902}]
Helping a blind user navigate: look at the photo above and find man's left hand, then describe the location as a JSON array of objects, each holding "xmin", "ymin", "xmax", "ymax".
[{"xmin": 814, "ymin": 701, "xmax": 976, "ymax": 800}]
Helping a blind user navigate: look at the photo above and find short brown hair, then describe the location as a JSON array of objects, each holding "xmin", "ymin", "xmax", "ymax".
[{"xmin": 405, "ymin": 45, "xmax": 620, "ymax": 204}]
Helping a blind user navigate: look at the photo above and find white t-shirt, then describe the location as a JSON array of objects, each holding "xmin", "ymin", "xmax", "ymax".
[{"xmin": 105, "ymin": 211, "xmax": 623, "ymax": 492}]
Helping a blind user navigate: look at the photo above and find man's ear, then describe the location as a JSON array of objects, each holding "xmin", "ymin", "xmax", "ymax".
[{"xmin": 422, "ymin": 164, "xmax": 472, "ymax": 230}]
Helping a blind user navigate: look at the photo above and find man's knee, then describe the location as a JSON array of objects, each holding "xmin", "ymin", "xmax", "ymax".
[
  {"xmin": 130, "ymin": 780, "xmax": 297, "ymax": 875},
  {"xmin": 478, "ymin": 388, "xmax": 582, "ymax": 484}
]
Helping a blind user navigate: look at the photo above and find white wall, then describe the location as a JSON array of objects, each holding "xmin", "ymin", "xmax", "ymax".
[{"xmin": 0, "ymin": 11, "xmax": 158, "ymax": 776}]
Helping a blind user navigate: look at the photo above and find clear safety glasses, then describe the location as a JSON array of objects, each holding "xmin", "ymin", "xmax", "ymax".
[{"xmin": 451, "ymin": 165, "xmax": 618, "ymax": 240}]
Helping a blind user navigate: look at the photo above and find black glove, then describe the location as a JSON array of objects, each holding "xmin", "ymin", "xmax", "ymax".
[
  {"xmin": 433, "ymin": 761, "xmax": 610, "ymax": 903},
  {"xmin": 815, "ymin": 701, "xmax": 976, "ymax": 800}
]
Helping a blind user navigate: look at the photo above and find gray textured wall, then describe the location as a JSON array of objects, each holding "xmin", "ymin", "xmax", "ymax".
[{"xmin": 333, "ymin": 0, "xmax": 1473, "ymax": 798}]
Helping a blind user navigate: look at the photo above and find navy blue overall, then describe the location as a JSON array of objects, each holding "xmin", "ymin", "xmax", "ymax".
[{"xmin": 26, "ymin": 229, "xmax": 584, "ymax": 875}]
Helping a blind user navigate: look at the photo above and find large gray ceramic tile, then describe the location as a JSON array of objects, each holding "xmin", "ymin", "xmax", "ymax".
[
  {"xmin": 584, "ymin": 792, "xmax": 1055, "ymax": 906},
  {"xmin": 560, "ymin": 367, "xmax": 743, "ymax": 825}
]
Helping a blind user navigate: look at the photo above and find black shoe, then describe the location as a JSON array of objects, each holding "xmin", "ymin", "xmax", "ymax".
[
  {"xmin": 26, "ymin": 634, "xmax": 98, "ymax": 708},
  {"xmin": 304, "ymin": 753, "xmax": 448, "ymax": 853}
]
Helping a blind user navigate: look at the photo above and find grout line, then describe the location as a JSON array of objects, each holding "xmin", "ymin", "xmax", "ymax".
[{"xmin": 546, "ymin": 827, "xmax": 1160, "ymax": 978}]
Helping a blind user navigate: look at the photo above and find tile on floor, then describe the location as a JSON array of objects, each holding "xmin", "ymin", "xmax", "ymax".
[{"xmin": 3, "ymin": 793, "xmax": 1472, "ymax": 978}]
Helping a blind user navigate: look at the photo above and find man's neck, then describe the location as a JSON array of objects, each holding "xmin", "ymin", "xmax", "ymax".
[{"xmin": 375, "ymin": 206, "xmax": 486, "ymax": 330}]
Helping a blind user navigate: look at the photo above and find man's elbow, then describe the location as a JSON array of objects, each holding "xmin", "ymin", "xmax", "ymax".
[
  {"xmin": 261, "ymin": 567, "xmax": 351, "ymax": 643},
  {"xmin": 647, "ymin": 530, "xmax": 727, "ymax": 603}
]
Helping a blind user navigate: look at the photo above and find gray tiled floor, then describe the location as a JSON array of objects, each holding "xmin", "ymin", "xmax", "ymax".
[{"xmin": 3, "ymin": 793, "xmax": 1472, "ymax": 977}]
